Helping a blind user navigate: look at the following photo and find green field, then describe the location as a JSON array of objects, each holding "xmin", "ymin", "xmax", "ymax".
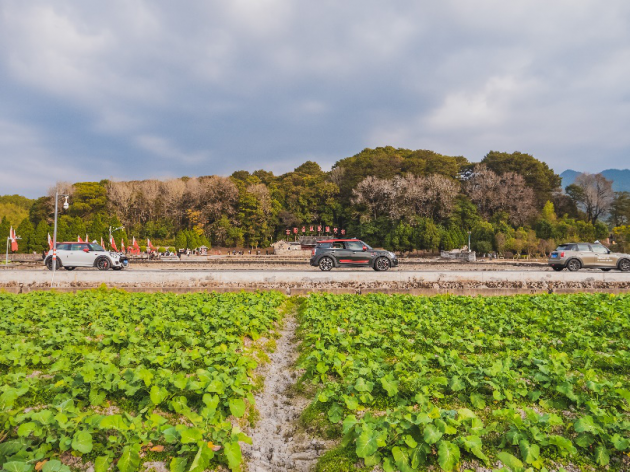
[
  {"xmin": 1, "ymin": 291, "xmax": 629, "ymax": 472},
  {"xmin": 0, "ymin": 290, "xmax": 285, "ymax": 472},
  {"xmin": 297, "ymin": 294, "xmax": 630, "ymax": 471}
]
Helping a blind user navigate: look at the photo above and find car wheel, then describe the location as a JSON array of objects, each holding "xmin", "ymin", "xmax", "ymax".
[
  {"xmin": 566, "ymin": 259, "xmax": 581, "ymax": 272},
  {"xmin": 552, "ymin": 266, "xmax": 563, "ymax": 272},
  {"xmin": 619, "ymin": 259, "xmax": 630, "ymax": 272},
  {"xmin": 46, "ymin": 258, "xmax": 61, "ymax": 271},
  {"xmin": 318, "ymin": 257, "xmax": 334, "ymax": 271},
  {"xmin": 374, "ymin": 257, "xmax": 391, "ymax": 272},
  {"xmin": 65, "ymin": 266, "xmax": 76, "ymax": 271},
  {"xmin": 95, "ymin": 257, "xmax": 111, "ymax": 271}
]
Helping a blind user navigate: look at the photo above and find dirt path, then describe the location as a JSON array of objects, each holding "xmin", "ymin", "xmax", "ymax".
[{"xmin": 243, "ymin": 313, "xmax": 326, "ymax": 472}]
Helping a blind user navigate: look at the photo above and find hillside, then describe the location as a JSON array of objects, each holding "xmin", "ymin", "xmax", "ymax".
[{"xmin": 560, "ymin": 169, "xmax": 630, "ymax": 192}]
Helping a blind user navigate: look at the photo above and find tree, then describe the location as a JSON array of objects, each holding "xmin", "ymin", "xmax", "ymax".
[
  {"xmin": 565, "ymin": 173, "xmax": 614, "ymax": 224},
  {"xmin": 481, "ymin": 151, "xmax": 561, "ymax": 206},
  {"xmin": 464, "ymin": 164, "xmax": 537, "ymax": 225},
  {"xmin": 34, "ymin": 220, "xmax": 50, "ymax": 252},
  {"xmin": 609, "ymin": 192, "xmax": 630, "ymax": 227}
]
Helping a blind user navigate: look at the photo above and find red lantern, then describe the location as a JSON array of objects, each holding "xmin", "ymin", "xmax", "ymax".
[
  {"xmin": 285, "ymin": 229, "xmax": 290, "ymax": 235},
  {"xmin": 309, "ymin": 226, "xmax": 314, "ymax": 232},
  {"xmin": 302, "ymin": 226, "xmax": 306, "ymax": 233},
  {"xmin": 325, "ymin": 226, "xmax": 330, "ymax": 233},
  {"xmin": 341, "ymin": 229, "xmax": 346, "ymax": 235},
  {"xmin": 318, "ymin": 225, "xmax": 322, "ymax": 232},
  {"xmin": 333, "ymin": 227, "xmax": 338, "ymax": 234},
  {"xmin": 293, "ymin": 227, "xmax": 298, "ymax": 234}
]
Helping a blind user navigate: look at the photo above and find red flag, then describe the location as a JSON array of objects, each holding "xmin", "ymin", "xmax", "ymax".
[
  {"xmin": 10, "ymin": 227, "xmax": 18, "ymax": 252},
  {"xmin": 133, "ymin": 237, "xmax": 140, "ymax": 250},
  {"xmin": 121, "ymin": 239, "xmax": 126, "ymax": 252},
  {"xmin": 147, "ymin": 238, "xmax": 155, "ymax": 251},
  {"xmin": 110, "ymin": 235, "xmax": 118, "ymax": 252},
  {"xmin": 101, "ymin": 236, "xmax": 106, "ymax": 249},
  {"xmin": 78, "ymin": 236, "xmax": 83, "ymax": 243},
  {"xmin": 48, "ymin": 233, "xmax": 53, "ymax": 250}
]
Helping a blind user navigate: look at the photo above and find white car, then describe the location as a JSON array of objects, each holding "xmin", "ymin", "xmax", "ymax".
[{"xmin": 44, "ymin": 242, "xmax": 129, "ymax": 271}]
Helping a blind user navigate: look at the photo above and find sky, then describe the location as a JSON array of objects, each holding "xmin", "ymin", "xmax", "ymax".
[{"xmin": 1, "ymin": 1, "xmax": 629, "ymax": 198}]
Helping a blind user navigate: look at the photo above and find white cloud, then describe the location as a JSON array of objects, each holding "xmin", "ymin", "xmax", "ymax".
[{"xmin": 135, "ymin": 135, "xmax": 209, "ymax": 164}]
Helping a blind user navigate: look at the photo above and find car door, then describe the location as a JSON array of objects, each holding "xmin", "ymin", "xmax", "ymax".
[
  {"xmin": 331, "ymin": 242, "xmax": 353, "ymax": 265},
  {"xmin": 66, "ymin": 243, "xmax": 83, "ymax": 265},
  {"xmin": 74, "ymin": 243, "xmax": 95, "ymax": 267},
  {"xmin": 590, "ymin": 244, "xmax": 614, "ymax": 267},
  {"xmin": 345, "ymin": 240, "xmax": 372, "ymax": 265},
  {"xmin": 576, "ymin": 243, "xmax": 594, "ymax": 266}
]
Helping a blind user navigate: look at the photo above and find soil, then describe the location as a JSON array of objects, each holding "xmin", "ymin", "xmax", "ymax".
[{"xmin": 243, "ymin": 313, "xmax": 329, "ymax": 471}]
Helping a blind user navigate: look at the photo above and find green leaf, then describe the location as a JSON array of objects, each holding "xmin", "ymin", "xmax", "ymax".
[
  {"xmin": 437, "ymin": 440, "xmax": 460, "ymax": 471},
  {"xmin": 519, "ymin": 440, "xmax": 540, "ymax": 464},
  {"xmin": 42, "ymin": 460, "xmax": 70, "ymax": 472},
  {"xmin": 2, "ymin": 462, "xmax": 33, "ymax": 472},
  {"xmin": 392, "ymin": 446, "xmax": 414, "ymax": 472},
  {"xmin": 189, "ymin": 445, "xmax": 214, "ymax": 472},
  {"xmin": 574, "ymin": 415, "xmax": 597, "ymax": 433},
  {"xmin": 497, "ymin": 451, "xmax": 524, "ymax": 471},
  {"xmin": 356, "ymin": 428, "xmax": 379, "ymax": 458},
  {"xmin": 354, "ymin": 378, "xmax": 373, "ymax": 392},
  {"xmin": 594, "ymin": 445, "xmax": 609, "ymax": 466},
  {"xmin": 470, "ymin": 393, "xmax": 486, "ymax": 410},
  {"xmin": 449, "ymin": 376, "xmax": 466, "ymax": 392},
  {"xmin": 169, "ymin": 458, "xmax": 187, "ymax": 472},
  {"xmin": 224, "ymin": 442, "xmax": 242, "ymax": 471},
  {"xmin": 342, "ymin": 415, "xmax": 358, "ymax": 434},
  {"xmin": 150, "ymin": 386, "xmax": 169, "ymax": 405},
  {"xmin": 380, "ymin": 374, "xmax": 399, "ymax": 397},
  {"xmin": 93, "ymin": 456, "xmax": 111, "ymax": 472},
  {"xmin": 327, "ymin": 403, "xmax": 343, "ymax": 423},
  {"xmin": 229, "ymin": 398, "xmax": 246, "ymax": 418},
  {"xmin": 180, "ymin": 427, "xmax": 203, "ymax": 444},
  {"xmin": 72, "ymin": 430, "xmax": 93, "ymax": 454},
  {"xmin": 117, "ymin": 444, "xmax": 141, "ymax": 472},
  {"xmin": 612, "ymin": 434, "xmax": 630, "ymax": 451},
  {"xmin": 16, "ymin": 422, "xmax": 36, "ymax": 437},
  {"xmin": 89, "ymin": 388, "xmax": 106, "ymax": 406},
  {"xmin": 343, "ymin": 395, "xmax": 359, "ymax": 410},
  {"xmin": 423, "ymin": 424, "xmax": 443, "ymax": 444},
  {"xmin": 99, "ymin": 415, "xmax": 128, "ymax": 431}
]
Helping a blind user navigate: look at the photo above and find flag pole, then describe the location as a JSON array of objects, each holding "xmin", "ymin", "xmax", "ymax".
[{"xmin": 5, "ymin": 237, "xmax": 8, "ymax": 266}]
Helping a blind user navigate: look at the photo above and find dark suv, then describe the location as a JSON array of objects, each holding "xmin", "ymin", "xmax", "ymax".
[{"xmin": 309, "ymin": 239, "xmax": 398, "ymax": 271}]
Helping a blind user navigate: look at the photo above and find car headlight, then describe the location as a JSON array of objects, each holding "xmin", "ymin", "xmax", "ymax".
[{"xmin": 388, "ymin": 252, "xmax": 396, "ymax": 258}]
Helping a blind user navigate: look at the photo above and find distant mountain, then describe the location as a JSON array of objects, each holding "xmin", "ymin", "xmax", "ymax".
[{"xmin": 560, "ymin": 169, "xmax": 630, "ymax": 192}]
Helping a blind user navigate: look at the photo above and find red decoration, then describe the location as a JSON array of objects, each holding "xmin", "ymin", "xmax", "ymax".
[
  {"xmin": 301, "ymin": 226, "xmax": 306, "ymax": 233},
  {"xmin": 325, "ymin": 226, "xmax": 330, "ymax": 232},
  {"xmin": 309, "ymin": 226, "xmax": 314, "ymax": 232},
  {"xmin": 333, "ymin": 227, "xmax": 338, "ymax": 234},
  {"xmin": 285, "ymin": 229, "xmax": 290, "ymax": 235},
  {"xmin": 318, "ymin": 225, "xmax": 322, "ymax": 232},
  {"xmin": 341, "ymin": 229, "xmax": 346, "ymax": 235},
  {"xmin": 293, "ymin": 227, "xmax": 298, "ymax": 234}
]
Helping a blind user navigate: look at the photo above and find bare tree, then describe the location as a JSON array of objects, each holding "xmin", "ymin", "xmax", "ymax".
[
  {"xmin": 351, "ymin": 176, "xmax": 398, "ymax": 221},
  {"xmin": 566, "ymin": 173, "xmax": 614, "ymax": 224},
  {"xmin": 464, "ymin": 164, "xmax": 536, "ymax": 225}
]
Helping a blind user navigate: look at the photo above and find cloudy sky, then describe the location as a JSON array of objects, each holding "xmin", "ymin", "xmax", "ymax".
[{"xmin": 1, "ymin": 1, "xmax": 629, "ymax": 197}]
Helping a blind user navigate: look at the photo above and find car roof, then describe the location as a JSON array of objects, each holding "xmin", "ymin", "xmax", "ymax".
[{"xmin": 317, "ymin": 239, "xmax": 361, "ymax": 243}]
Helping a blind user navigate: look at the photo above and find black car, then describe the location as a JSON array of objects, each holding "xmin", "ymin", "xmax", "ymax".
[{"xmin": 309, "ymin": 239, "xmax": 398, "ymax": 271}]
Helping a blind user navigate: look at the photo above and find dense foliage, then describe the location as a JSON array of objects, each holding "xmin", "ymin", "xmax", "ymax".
[
  {"xmin": 297, "ymin": 294, "xmax": 630, "ymax": 471},
  {"xmin": 2, "ymin": 147, "xmax": 629, "ymax": 254},
  {"xmin": 0, "ymin": 290, "xmax": 285, "ymax": 471}
]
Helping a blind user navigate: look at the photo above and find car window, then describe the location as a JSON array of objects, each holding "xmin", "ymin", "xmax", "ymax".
[
  {"xmin": 591, "ymin": 244, "xmax": 608, "ymax": 254},
  {"xmin": 57, "ymin": 243, "xmax": 71, "ymax": 251},
  {"xmin": 332, "ymin": 242, "xmax": 344, "ymax": 249},
  {"xmin": 346, "ymin": 241, "xmax": 364, "ymax": 251},
  {"xmin": 576, "ymin": 244, "xmax": 591, "ymax": 252},
  {"xmin": 317, "ymin": 242, "xmax": 332, "ymax": 248},
  {"xmin": 556, "ymin": 244, "xmax": 575, "ymax": 251},
  {"xmin": 89, "ymin": 244, "xmax": 104, "ymax": 251},
  {"xmin": 70, "ymin": 244, "xmax": 83, "ymax": 251}
]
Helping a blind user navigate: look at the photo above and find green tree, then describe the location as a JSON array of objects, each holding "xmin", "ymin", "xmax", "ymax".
[
  {"xmin": 16, "ymin": 218, "xmax": 35, "ymax": 253},
  {"xmin": 34, "ymin": 220, "xmax": 50, "ymax": 252}
]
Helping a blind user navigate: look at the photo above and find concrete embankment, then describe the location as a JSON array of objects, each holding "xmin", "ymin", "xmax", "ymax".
[{"xmin": 1, "ymin": 269, "xmax": 628, "ymax": 295}]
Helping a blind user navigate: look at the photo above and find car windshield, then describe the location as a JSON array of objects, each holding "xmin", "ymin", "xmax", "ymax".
[{"xmin": 89, "ymin": 243, "xmax": 105, "ymax": 251}]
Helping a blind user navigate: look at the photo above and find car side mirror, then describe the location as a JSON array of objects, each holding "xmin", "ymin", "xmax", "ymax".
[
  {"xmin": 83, "ymin": 247, "xmax": 90, "ymax": 253},
  {"xmin": 362, "ymin": 246, "xmax": 367, "ymax": 251}
]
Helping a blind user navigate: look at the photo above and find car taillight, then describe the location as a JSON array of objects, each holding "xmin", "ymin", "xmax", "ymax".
[
  {"xmin": 312, "ymin": 248, "xmax": 315, "ymax": 256},
  {"xmin": 560, "ymin": 252, "xmax": 565, "ymax": 257}
]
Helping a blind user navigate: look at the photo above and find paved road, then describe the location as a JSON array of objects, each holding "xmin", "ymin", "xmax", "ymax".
[{"xmin": 1, "ymin": 268, "xmax": 628, "ymax": 287}]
